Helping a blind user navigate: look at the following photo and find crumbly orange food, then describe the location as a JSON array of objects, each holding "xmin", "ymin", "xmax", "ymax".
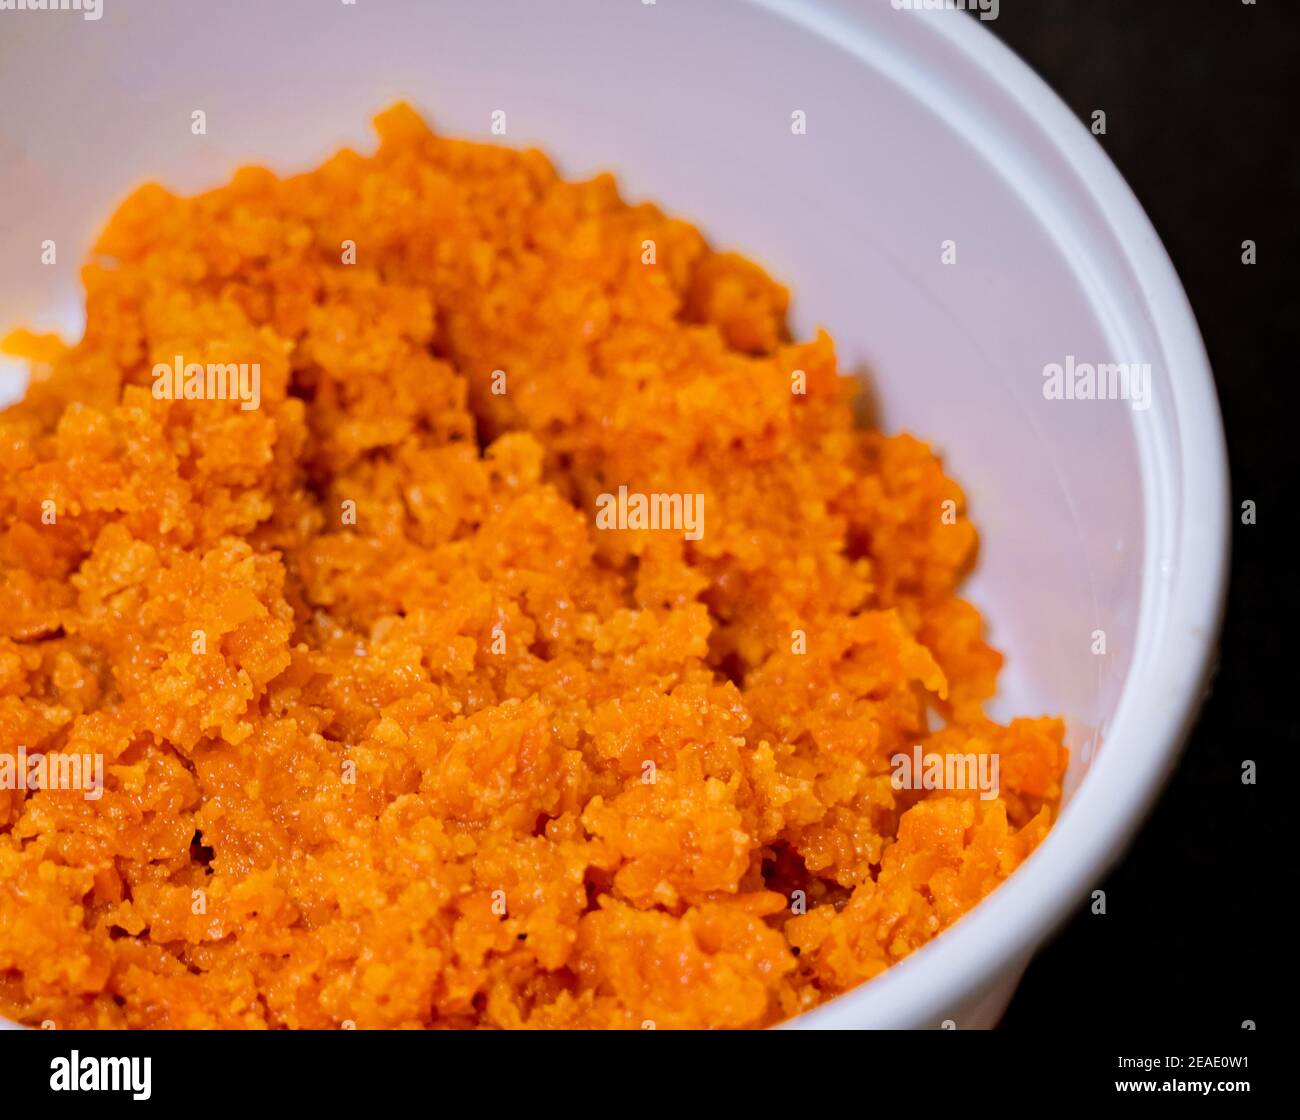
[{"xmin": 0, "ymin": 105, "xmax": 1065, "ymax": 1029}]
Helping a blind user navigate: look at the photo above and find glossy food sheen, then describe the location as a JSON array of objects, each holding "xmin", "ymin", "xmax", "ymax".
[{"xmin": 0, "ymin": 106, "xmax": 1065, "ymax": 1029}]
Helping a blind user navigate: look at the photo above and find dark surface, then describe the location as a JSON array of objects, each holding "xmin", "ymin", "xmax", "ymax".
[{"xmin": 982, "ymin": 0, "xmax": 1293, "ymax": 1032}]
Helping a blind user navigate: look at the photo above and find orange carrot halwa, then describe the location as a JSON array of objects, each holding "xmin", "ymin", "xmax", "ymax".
[{"xmin": 0, "ymin": 105, "xmax": 1065, "ymax": 1029}]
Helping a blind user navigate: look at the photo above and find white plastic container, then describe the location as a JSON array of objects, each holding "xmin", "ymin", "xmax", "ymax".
[{"xmin": 0, "ymin": 0, "xmax": 1229, "ymax": 1029}]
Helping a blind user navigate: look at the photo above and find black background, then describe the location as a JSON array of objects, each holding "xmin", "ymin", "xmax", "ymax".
[{"xmin": 984, "ymin": 0, "xmax": 1293, "ymax": 1031}]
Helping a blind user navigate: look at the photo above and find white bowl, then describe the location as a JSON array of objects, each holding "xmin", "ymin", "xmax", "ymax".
[{"xmin": 0, "ymin": 0, "xmax": 1229, "ymax": 1029}]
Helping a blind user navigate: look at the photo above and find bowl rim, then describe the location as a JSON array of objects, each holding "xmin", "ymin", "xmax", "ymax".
[{"xmin": 763, "ymin": 0, "xmax": 1232, "ymax": 1029}]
